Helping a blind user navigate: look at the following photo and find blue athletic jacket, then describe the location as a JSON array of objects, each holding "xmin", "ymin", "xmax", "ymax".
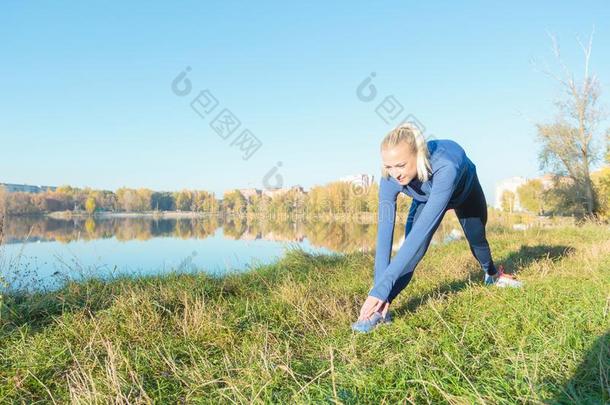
[{"xmin": 369, "ymin": 139, "xmax": 476, "ymax": 301}]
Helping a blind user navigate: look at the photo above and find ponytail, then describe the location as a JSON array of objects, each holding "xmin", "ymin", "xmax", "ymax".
[{"xmin": 380, "ymin": 123, "xmax": 431, "ymax": 182}]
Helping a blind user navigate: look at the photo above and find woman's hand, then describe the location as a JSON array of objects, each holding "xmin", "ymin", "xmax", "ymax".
[{"xmin": 358, "ymin": 295, "xmax": 385, "ymax": 321}]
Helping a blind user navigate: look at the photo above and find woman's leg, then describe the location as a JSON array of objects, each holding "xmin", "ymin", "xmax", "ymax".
[{"xmin": 454, "ymin": 172, "xmax": 498, "ymax": 277}]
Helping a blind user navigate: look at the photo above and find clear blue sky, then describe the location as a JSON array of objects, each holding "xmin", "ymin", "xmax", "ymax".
[{"xmin": 1, "ymin": 1, "xmax": 609, "ymax": 201}]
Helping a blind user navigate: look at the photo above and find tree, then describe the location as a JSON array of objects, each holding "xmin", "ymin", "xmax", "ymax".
[
  {"xmin": 136, "ymin": 189, "xmax": 153, "ymax": 211},
  {"xmin": 305, "ymin": 186, "xmax": 326, "ymax": 215},
  {"xmin": 606, "ymin": 128, "xmax": 610, "ymax": 165},
  {"xmin": 202, "ymin": 192, "xmax": 219, "ymax": 213},
  {"xmin": 517, "ymin": 179, "xmax": 545, "ymax": 215},
  {"xmin": 116, "ymin": 188, "xmax": 139, "ymax": 212},
  {"xmin": 151, "ymin": 192, "xmax": 175, "ymax": 211},
  {"xmin": 0, "ymin": 186, "xmax": 6, "ymax": 237},
  {"xmin": 247, "ymin": 193, "xmax": 263, "ymax": 215},
  {"xmin": 73, "ymin": 188, "xmax": 92, "ymax": 211},
  {"xmin": 0, "ymin": 186, "xmax": 6, "ymax": 216},
  {"xmin": 328, "ymin": 182, "xmax": 350, "ymax": 213},
  {"xmin": 535, "ymin": 31, "xmax": 607, "ymax": 217},
  {"xmin": 592, "ymin": 166, "xmax": 610, "ymax": 220},
  {"xmin": 97, "ymin": 190, "xmax": 118, "ymax": 212},
  {"xmin": 55, "ymin": 185, "xmax": 76, "ymax": 210},
  {"xmin": 85, "ymin": 197, "xmax": 97, "ymax": 214},
  {"xmin": 5, "ymin": 192, "xmax": 38, "ymax": 215},
  {"xmin": 501, "ymin": 190, "xmax": 516, "ymax": 213},
  {"xmin": 175, "ymin": 190, "xmax": 194, "ymax": 211},
  {"xmin": 192, "ymin": 190, "xmax": 217, "ymax": 212},
  {"xmin": 223, "ymin": 191, "xmax": 247, "ymax": 214},
  {"xmin": 56, "ymin": 185, "xmax": 75, "ymax": 196},
  {"xmin": 366, "ymin": 182, "xmax": 379, "ymax": 214}
]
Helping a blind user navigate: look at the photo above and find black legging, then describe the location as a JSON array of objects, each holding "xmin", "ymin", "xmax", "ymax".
[{"xmin": 386, "ymin": 171, "xmax": 498, "ymax": 304}]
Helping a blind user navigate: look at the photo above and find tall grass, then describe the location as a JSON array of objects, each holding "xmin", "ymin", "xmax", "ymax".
[{"xmin": 0, "ymin": 222, "xmax": 608, "ymax": 403}]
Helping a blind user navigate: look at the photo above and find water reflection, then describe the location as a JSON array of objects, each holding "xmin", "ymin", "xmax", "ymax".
[{"xmin": 2, "ymin": 215, "xmax": 461, "ymax": 253}]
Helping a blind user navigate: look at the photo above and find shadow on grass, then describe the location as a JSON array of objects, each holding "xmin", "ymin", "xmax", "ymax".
[
  {"xmin": 500, "ymin": 244, "xmax": 575, "ymax": 272},
  {"xmin": 548, "ymin": 330, "xmax": 609, "ymax": 404},
  {"xmin": 391, "ymin": 244, "xmax": 575, "ymax": 317},
  {"xmin": 392, "ymin": 276, "xmax": 475, "ymax": 317}
]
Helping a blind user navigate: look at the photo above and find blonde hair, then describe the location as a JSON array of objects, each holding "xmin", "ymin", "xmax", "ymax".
[{"xmin": 380, "ymin": 123, "xmax": 431, "ymax": 182}]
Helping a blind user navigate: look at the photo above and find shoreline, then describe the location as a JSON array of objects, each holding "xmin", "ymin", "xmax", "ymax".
[
  {"xmin": 46, "ymin": 211, "xmax": 217, "ymax": 219},
  {"xmin": 40, "ymin": 210, "xmax": 392, "ymax": 223}
]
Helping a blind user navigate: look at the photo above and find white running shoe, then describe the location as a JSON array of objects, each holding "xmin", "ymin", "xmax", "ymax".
[{"xmin": 484, "ymin": 265, "xmax": 523, "ymax": 288}]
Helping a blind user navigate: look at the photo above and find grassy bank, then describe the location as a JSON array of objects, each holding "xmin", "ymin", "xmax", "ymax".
[{"xmin": 0, "ymin": 223, "xmax": 608, "ymax": 403}]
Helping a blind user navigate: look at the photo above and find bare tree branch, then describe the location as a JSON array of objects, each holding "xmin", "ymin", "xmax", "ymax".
[{"xmin": 535, "ymin": 28, "xmax": 604, "ymax": 216}]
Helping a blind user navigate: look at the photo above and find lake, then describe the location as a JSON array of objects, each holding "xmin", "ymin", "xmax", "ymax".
[{"xmin": 0, "ymin": 214, "xmax": 463, "ymax": 291}]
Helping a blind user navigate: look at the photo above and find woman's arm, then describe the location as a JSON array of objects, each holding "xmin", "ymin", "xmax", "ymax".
[
  {"xmin": 373, "ymin": 176, "xmax": 400, "ymax": 286},
  {"xmin": 369, "ymin": 163, "xmax": 458, "ymax": 302}
]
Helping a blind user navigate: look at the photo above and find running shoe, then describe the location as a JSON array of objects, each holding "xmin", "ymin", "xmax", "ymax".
[
  {"xmin": 351, "ymin": 312, "xmax": 385, "ymax": 333},
  {"xmin": 484, "ymin": 265, "xmax": 523, "ymax": 288}
]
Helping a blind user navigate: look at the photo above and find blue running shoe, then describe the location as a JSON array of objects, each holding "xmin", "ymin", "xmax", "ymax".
[{"xmin": 351, "ymin": 312, "xmax": 384, "ymax": 333}]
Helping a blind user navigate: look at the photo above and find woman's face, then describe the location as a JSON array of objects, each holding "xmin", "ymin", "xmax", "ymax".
[{"xmin": 381, "ymin": 142, "xmax": 418, "ymax": 185}]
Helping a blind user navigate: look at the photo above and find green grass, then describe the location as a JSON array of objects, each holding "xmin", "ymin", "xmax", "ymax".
[{"xmin": 0, "ymin": 223, "xmax": 609, "ymax": 403}]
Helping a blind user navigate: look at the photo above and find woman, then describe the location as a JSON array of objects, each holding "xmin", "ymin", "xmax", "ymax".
[{"xmin": 352, "ymin": 124, "xmax": 522, "ymax": 333}]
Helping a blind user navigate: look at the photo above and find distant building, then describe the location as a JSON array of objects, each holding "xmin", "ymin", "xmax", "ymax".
[
  {"xmin": 290, "ymin": 185, "xmax": 305, "ymax": 194},
  {"xmin": 261, "ymin": 185, "xmax": 306, "ymax": 198},
  {"xmin": 222, "ymin": 185, "xmax": 307, "ymax": 200},
  {"xmin": 260, "ymin": 189, "xmax": 281, "ymax": 198},
  {"xmin": 339, "ymin": 174, "xmax": 376, "ymax": 188},
  {"xmin": 538, "ymin": 173, "xmax": 574, "ymax": 189},
  {"xmin": 537, "ymin": 173, "xmax": 555, "ymax": 189},
  {"xmin": 236, "ymin": 188, "xmax": 261, "ymax": 200},
  {"xmin": 0, "ymin": 183, "xmax": 57, "ymax": 193}
]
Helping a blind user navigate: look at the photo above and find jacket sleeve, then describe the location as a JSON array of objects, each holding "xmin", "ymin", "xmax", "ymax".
[
  {"xmin": 373, "ymin": 176, "xmax": 400, "ymax": 285},
  {"xmin": 369, "ymin": 163, "xmax": 458, "ymax": 301}
]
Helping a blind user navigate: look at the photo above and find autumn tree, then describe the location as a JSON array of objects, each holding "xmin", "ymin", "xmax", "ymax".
[
  {"xmin": 85, "ymin": 197, "xmax": 97, "ymax": 214},
  {"xmin": 136, "ymin": 189, "xmax": 153, "ymax": 211},
  {"xmin": 117, "ymin": 188, "xmax": 139, "ymax": 212},
  {"xmin": 281, "ymin": 189, "xmax": 306, "ymax": 214},
  {"xmin": 247, "ymin": 193, "xmax": 263, "ymax": 215},
  {"xmin": 345, "ymin": 183, "xmax": 368, "ymax": 213},
  {"xmin": 54, "ymin": 185, "xmax": 76, "ymax": 210},
  {"xmin": 305, "ymin": 186, "xmax": 327, "ymax": 215},
  {"xmin": 0, "ymin": 186, "xmax": 6, "ymax": 237},
  {"xmin": 192, "ymin": 190, "xmax": 217, "ymax": 213},
  {"xmin": 223, "ymin": 191, "xmax": 247, "ymax": 214},
  {"xmin": 366, "ymin": 182, "xmax": 379, "ymax": 214},
  {"xmin": 97, "ymin": 190, "xmax": 118, "ymax": 212},
  {"xmin": 501, "ymin": 190, "xmax": 516, "ymax": 213},
  {"xmin": 5, "ymin": 192, "xmax": 39, "ymax": 215},
  {"xmin": 592, "ymin": 167, "xmax": 610, "ymax": 220},
  {"xmin": 175, "ymin": 190, "xmax": 194, "ymax": 211},
  {"xmin": 591, "ymin": 141, "xmax": 610, "ymax": 219},
  {"xmin": 516, "ymin": 179, "xmax": 546, "ymax": 215},
  {"xmin": 535, "ymin": 31, "xmax": 607, "ymax": 216}
]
